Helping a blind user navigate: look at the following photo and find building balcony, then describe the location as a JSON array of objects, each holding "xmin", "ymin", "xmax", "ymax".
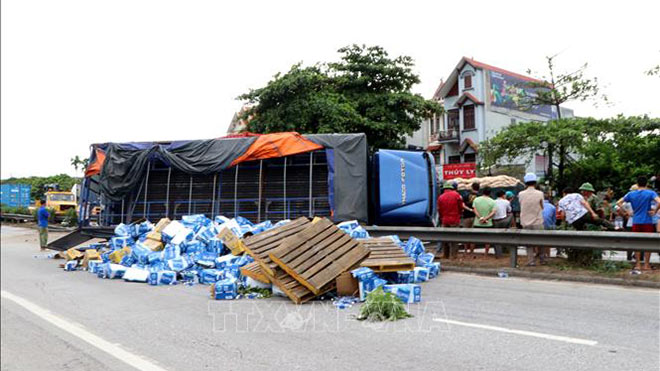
[{"xmin": 430, "ymin": 130, "xmax": 459, "ymax": 143}]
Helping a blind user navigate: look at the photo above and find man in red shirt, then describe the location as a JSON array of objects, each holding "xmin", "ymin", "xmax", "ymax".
[{"xmin": 438, "ymin": 182, "xmax": 464, "ymax": 259}]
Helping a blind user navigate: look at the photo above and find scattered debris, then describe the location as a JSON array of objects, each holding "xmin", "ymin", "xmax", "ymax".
[{"xmin": 49, "ymin": 213, "xmax": 442, "ymax": 315}]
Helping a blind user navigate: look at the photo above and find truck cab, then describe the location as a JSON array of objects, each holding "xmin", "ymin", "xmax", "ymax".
[
  {"xmin": 45, "ymin": 191, "xmax": 77, "ymax": 218},
  {"xmin": 372, "ymin": 150, "xmax": 438, "ymax": 226}
]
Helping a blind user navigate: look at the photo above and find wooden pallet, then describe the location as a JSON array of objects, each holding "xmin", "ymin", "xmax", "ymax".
[
  {"xmin": 242, "ymin": 217, "xmax": 311, "ymax": 277},
  {"xmin": 266, "ymin": 267, "xmax": 335, "ymax": 304},
  {"xmin": 269, "ymin": 218, "xmax": 370, "ymax": 295},
  {"xmin": 359, "ymin": 237, "xmax": 416, "ymax": 272},
  {"xmin": 240, "ymin": 261, "xmax": 270, "ymax": 284}
]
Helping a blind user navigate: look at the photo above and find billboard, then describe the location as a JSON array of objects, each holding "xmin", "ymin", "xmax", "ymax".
[
  {"xmin": 443, "ymin": 163, "xmax": 476, "ymax": 180},
  {"xmin": 489, "ymin": 70, "xmax": 557, "ymax": 119}
]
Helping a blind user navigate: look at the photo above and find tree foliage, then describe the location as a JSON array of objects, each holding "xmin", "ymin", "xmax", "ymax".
[
  {"xmin": 1, "ymin": 174, "xmax": 81, "ymax": 200},
  {"xmin": 480, "ymin": 116, "xmax": 660, "ymax": 194},
  {"xmin": 70, "ymin": 155, "xmax": 89, "ymax": 172},
  {"xmin": 239, "ymin": 45, "xmax": 442, "ymax": 150},
  {"xmin": 522, "ymin": 55, "xmax": 606, "ymax": 112},
  {"xmin": 517, "ymin": 55, "xmax": 607, "ymax": 189}
]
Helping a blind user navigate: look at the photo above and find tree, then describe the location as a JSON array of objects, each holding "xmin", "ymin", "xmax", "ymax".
[
  {"xmin": 480, "ymin": 118, "xmax": 590, "ymax": 184},
  {"xmin": 70, "ymin": 155, "xmax": 89, "ymax": 172},
  {"xmin": 646, "ymin": 65, "xmax": 660, "ymax": 77},
  {"xmin": 519, "ymin": 55, "xmax": 607, "ymax": 189},
  {"xmin": 480, "ymin": 116, "xmax": 660, "ymax": 194},
  {"xmin": 1, "ymin": 174, "xmax": 81, "ymax": 200},
  {"xmin": 239, "ymin": 45, "xmax": 442, "ymax": 150}
]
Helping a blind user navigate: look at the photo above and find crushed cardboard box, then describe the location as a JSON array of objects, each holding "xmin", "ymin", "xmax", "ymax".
[{"xmin": 82, "ymin": 249, "xmax": 101, "ymax": 268}]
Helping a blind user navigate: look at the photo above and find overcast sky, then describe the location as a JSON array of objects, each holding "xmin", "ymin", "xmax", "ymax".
[{"xmin": 2, "ymin": 0, "xmax": 659, "ymax": 179}]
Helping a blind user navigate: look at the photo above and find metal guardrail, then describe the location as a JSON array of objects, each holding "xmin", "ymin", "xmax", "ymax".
[
  {"xmin": 365, "ymin": 226, "xmax": 660, "ymax": 268},
  {"xmin": 0, "ymin": 213, "xmax": 33, "ymax": 222}
]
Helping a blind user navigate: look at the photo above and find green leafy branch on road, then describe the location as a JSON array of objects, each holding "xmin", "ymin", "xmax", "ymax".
[{"xmin": 357, "ymin": 287, "xmax": 412, "ymax": 321}]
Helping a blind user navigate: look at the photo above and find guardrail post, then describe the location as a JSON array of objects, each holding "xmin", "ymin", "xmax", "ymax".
[{"xmin": 510, "ymin": 246, "xmax": 517, "ymax": 268}]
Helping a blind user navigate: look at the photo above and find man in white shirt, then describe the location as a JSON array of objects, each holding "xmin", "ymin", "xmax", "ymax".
[
  {"xmin": 493, "ymin": 190, "xmax": 512, "ymax": 228},
  {"xmin": 491, "ymin": 190, "xmax": 513, "ymax": 259},
  {"xmin": 557, "ymin": 187, "xmax": 603, "ymax": 230}
]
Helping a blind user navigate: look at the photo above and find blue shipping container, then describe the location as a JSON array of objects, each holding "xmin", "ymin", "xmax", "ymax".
[{"xmin": 1, "ymin": 184, "xmax": 32, "ymax": 208}]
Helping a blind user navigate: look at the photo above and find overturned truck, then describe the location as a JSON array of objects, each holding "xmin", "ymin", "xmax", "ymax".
[{"xmin": 51, "ymin": 132, "xmax": 438, "ymax": 249}]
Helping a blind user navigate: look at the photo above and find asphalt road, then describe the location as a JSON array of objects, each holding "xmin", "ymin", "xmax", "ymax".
[{"xmin": 2, "ymin": 225, "xmax": 659, "ymax": 371}]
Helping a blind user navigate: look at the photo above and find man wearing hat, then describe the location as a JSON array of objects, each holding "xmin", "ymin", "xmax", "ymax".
[
  {"xmin": 558, "ymin": 186, "xmax": 613, "ymax": 231},
  {"xmin": 437, "ymin": 182, "xmax": 464, "ymax": 259},
  {"xmin": 579, "ymin": 182, "xmax": 604, "ymax": 218}
]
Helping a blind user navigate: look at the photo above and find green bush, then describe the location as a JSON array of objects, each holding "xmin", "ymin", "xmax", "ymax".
[
  {"xmin": 62, "ymin": 208, "xmax": 78, "ymax": 227},
  {"xmin": 0, "ymin": 204, "xmax": 31, "ymax": 215},
  {"xmin": 357, "ymin": 286, "xmax": 412, "ymax": 322}
]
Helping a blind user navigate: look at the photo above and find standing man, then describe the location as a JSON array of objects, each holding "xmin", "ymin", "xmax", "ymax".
[
  {"xmin": 542, "ymin": 193, "xmax": 557, "ymax": 259},
  {"xmin": 543, "ymin": 193, "xmax": 557, "ymax": 230},
  {"xmin": 492, "ymin": 190, "xmax": 512, "ymax": 258},
  {"xmin": 493, "ymin": 190, "xmax": 513, "ymax": 228},
  {"xmin": 37, "ymin": 199, "xmax": 50, "ymax": 250},
  {"xmin": 617, "ymin": 176, "xmax": 660, "ymax": 272},
  {"xmin": 472, "ymin": 187, "xmax": 496, "ymax": 257},
  {"xmin": 518, "ymin": 173, "xmax": 545, "ymax": 266},
  {"xmin": 437, "ymin": 182, "xmax": 464, "ymax": 259},
  {"xmin": 460, "ymin": 182, "xmax": 480, "ymax": 256}
]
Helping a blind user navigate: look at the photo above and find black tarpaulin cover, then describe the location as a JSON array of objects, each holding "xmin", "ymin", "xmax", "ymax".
[{"xmin": 92, "ymin": 133, "xmax": 368, "ymax": 222}]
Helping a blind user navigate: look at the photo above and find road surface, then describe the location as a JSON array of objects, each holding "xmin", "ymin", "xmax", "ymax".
[{"xmin": 1, "ymin": 225, "xmax": 658, "ymax": 371}]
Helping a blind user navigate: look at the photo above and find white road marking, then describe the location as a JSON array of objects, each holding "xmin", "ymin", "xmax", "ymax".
[
  {"xmin": 1, "ymin": 290, "xmax": 167, "ymax": 371},
  {"xmin": 433, "ymin": 318, "xmax": 598, "ymax": 346}
]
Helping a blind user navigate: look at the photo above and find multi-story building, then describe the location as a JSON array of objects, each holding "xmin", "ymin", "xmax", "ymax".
[{"xmin": 413, "ymin": 57, "xmax": 573, "ymax": 180}]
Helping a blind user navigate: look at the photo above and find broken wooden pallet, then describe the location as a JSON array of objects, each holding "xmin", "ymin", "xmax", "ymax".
[
  {"xmin": 240, "ymin": 261, "xmax": 270, "ymax": 284},
  {"xmin": 266, "ymin": 267, "xmax": 335, "ymax": 304},
  {"xmin": 359, "ymin": 237, "xmax": 416, "ymax": 272},
  {"xmin": 269, "ymin": 218, "xmax": 370, "ymax": 295},
  {"xmin": 242, "ymin": 217, "xmax": 311, "ymax": 277}
]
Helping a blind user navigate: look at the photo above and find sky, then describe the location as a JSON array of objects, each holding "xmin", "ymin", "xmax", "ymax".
[{"xmin": 2, "ymin": 0, "xmax": 659, "ymax": 179}]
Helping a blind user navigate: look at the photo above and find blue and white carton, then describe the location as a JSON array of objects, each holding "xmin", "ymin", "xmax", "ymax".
[
  {"xmin": 64, "ymin": 260, "xmax": 78, "ymax": 271},
  {"xmin": 383, "ymin": 284, "xmax": 421, "ymax": 304},
  {"xmin": 199, "ymin": 269, "xmax": 226, "ymax": 284},
  {"xmin": 413, "ymin": 266, "xmax": 430, "ymax": 283},
  {"xmin": 212, "ymin": 278, "xmax": 238, "ymax": 300},
  {"xmin": 148, "ymin": 270, "xmax": 177, "ymax": 285}
]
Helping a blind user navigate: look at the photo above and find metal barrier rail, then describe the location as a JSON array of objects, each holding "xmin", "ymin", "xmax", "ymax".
[
  {"xmin": 364, "ymin": 226, "xmax": 660, "ymax": 268},
  {"xmin": 0, "ymin": 213, "xmax": 33, "ymax": 222}
]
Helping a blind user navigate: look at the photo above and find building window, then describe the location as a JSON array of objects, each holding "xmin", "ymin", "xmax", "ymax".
[
  {"xmin": 463, "ymin": 105, "xmax": 475, "ymax": 130},
  {"xmin": 448, "ymin": 110, "xmax": 459, "ymax": 131},
  {"xmin": 464, "ymin": 153, "xmax": 476, "ymax": 163},
  {"xmin": 464, "ymin": 74, "xmax": 472, "ymax": 89},
  {"xmin": 433, "ymin": 151, "xmax": 442, "ymax": 165},
  {"xmin": 448, "ymin": 155, "xmax": 461, "ymax": 164}
]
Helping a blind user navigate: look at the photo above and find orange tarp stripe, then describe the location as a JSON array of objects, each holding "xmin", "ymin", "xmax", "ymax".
[
  {"xmin": 85, "ymin": 149, "xmax": 106, "ymax": 177},
  {"xmin": 230, "ymin": 132, "xmax": 323, "ymax": 167}
]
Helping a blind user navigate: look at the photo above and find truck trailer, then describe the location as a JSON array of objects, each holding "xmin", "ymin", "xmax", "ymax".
[{"xmin": 51, "ymin": 132, "xmax": 438, "ymax": 250}]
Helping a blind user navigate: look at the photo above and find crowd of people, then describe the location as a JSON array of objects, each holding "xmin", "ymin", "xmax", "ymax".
[{"xmin": 437, "ymin": 174, "xmax": 660, "ymax": 273}]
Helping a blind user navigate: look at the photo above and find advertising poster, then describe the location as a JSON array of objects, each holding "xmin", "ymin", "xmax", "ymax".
[{"xmin": 489, "ymin": 70, "xmax": 557, "ymax": 119}]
